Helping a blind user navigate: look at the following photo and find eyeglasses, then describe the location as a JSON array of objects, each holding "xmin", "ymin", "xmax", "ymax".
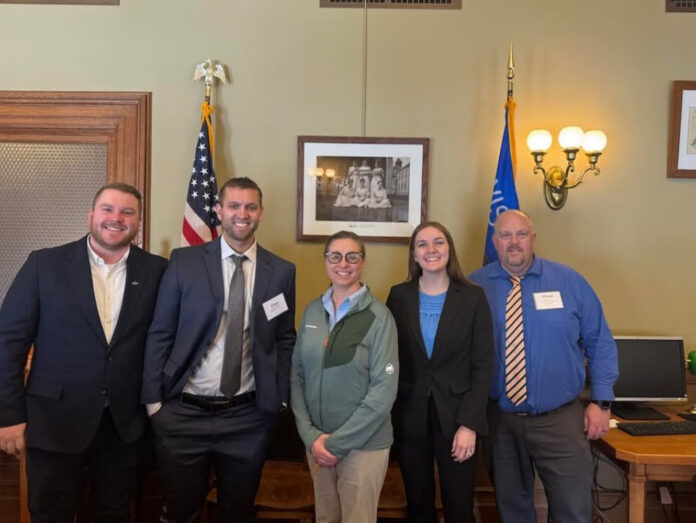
[{"xmin": 324, "ymin": 251, "xmax": 364, "ymax": 264}]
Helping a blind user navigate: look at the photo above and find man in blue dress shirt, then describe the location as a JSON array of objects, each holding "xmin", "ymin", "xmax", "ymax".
[{"xmin": 469, "ymin": 210, "xmax": 618, "ymax": 522}]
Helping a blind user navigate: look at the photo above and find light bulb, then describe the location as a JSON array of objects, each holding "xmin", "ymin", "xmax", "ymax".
[
  {"xmin": 558, "ymin": 126, "xmax": 584, "ymax": 150},
  {"xmin": 581, "ymin": 130, "xmax": 607, "ymax": 153},
  {"xmin": 527, "ymin": 129, "xmax": 552, "ymax": 153}
]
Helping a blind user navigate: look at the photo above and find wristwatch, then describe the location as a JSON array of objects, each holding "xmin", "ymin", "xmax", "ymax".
[{"xmin": 591, "ymin": 400, "xmax": 612, "ymax": 410}]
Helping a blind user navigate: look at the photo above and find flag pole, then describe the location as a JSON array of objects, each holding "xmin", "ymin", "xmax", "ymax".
[
  {"xmin": 506, "ymin": 43, "xmax": 517, "ymax": 177},
  {"xmin": 192, "ymin": 60, "xmax": 229, "ymax": 155},
  {"xmin": 481, "ymin": 44, "xmax": 521, "ymax": 265},
  {"xmin": 181, "ymin": 60, "xmax": 229, "ymax": 247},
  {"xmin": 507, "ymin": 42, "xmax": 515, "ymax": 100}
]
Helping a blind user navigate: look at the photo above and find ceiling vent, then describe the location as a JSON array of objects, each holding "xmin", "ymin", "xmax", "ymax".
[
  {"xmin": 666, "ymin": 0, "xmax": 696, "ymax": 12},
  {"xmin": 320, "ymin": 0, "xmax": 461, "ymax": 9}
]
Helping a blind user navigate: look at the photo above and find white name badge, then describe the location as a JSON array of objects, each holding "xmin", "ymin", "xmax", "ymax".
[
  {"xmin": 263, "ymin": 293, "xmax": 289, "ymax": 320},
  {"xmin": 533, "ymin": 291, "xmax": 564, "ymax": 310}
]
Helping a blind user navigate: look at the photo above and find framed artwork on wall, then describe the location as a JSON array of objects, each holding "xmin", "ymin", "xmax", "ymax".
[
  {"xmin": 296, "ymin": 136, "xmax": 430, "ymax": 243},
  {"xmin": 0, "ymin": 1, "xmax": 117, "ymax": 5},
  {"xmin": 667, "ymin": 80, "xmax": 696, "ymax": 178}
]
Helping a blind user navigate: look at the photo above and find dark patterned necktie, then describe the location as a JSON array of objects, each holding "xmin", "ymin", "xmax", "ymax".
[{"xmin": 220, "ymin": 255, "xmax": 245, "ymax": 398}]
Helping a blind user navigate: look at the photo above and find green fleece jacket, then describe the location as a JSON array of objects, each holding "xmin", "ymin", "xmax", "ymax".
[{"xmin": 290, "ymin": 287, "xmax": 399, "ymax": 459}]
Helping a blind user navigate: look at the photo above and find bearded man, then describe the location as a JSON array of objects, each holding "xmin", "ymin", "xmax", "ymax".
[{"xmin": 0, "ymin": 183, "xmax": 167, "ymax": 522}]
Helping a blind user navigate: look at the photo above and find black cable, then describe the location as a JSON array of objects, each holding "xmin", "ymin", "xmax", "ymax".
[
  {"xmin": 669, "ymin": 481, "xmax": 680, "ymax": 523},
  {"xmin": 591, "ymin": 447, "xmax": 626, "ymax": 512}
]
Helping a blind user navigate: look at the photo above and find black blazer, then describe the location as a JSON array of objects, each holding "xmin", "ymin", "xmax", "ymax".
[
  {"xmin": 0, "ymin": 237, "xmax": 167, "ymax": 453},
  {"xmin": 386, "ymin": 280, "xmax": 493, "ymax": 441},
  {"xmin": 141, "ymin": 238, "xmax": 296, "ymax": 415}
]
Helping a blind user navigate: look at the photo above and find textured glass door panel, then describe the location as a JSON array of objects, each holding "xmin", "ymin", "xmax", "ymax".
[{"xmin": 0, "ymin": 142, "xmax": 107, "ymax": 306}]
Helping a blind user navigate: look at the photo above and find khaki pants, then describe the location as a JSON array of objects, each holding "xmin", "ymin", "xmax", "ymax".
[{"xmin": 308, "ymin": 447, "xmax": 390, "ymax": 523}]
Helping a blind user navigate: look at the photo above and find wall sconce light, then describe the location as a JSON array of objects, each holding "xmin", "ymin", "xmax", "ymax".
[{"xmin": 527, "ymin": 127, "xmax": 607, "ymax": 210}]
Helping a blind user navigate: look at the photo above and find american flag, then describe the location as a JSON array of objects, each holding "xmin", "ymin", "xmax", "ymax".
[{"xmin": 181, "ymin": 101, "xmax": 221, "ymax": 246}]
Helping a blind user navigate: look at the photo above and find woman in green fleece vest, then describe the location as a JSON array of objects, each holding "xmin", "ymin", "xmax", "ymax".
[{"xmin": 290, "ymin": 230, "xmax": 399, "ymax": 523}]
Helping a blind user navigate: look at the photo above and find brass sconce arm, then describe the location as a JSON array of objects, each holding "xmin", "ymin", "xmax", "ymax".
[{"xmin": 527, "ymin": 128, "xmax": 606, "ymax": 210}]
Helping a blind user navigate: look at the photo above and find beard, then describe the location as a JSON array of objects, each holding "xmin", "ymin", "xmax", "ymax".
[
  {"xmin": 221, "ymin": 220, "xmax": 259, "ymax": 244},
  {"xmin": 90, "ymin": 222, "xmax": 137, "ymax": 252}
]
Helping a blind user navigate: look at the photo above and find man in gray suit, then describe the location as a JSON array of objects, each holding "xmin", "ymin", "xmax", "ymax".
[{"xmin": 142, "ymin": 177, "xmax": 296, "ymax": 523}]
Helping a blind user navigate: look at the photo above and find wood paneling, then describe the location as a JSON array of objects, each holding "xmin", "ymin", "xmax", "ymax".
[{"xmin": 0, "ymin": 91, "xmax": 152, "ymax": 248}]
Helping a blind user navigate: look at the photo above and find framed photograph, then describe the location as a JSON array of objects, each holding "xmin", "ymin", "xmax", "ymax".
[
  {"xmin": 667, "ymin": 81, "xmax": 696, "ymax": 178},
  {"xmin": 297, "ymin": 136, "xmax": 430, "ymax": 243},
  {"xmin": 0, "ymin": 1, "xmax": 118, "ymax": 4}
]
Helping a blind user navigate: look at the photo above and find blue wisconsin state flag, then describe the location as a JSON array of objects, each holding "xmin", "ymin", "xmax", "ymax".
[{"xmin": 483, "ymin": 97, "xmax": 520, "ymax": 265}]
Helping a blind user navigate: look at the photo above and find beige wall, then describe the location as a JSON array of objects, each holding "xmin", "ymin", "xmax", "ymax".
[{"xmin": 1, "ymin": 0, "xmax": 695, "ymax": 350}]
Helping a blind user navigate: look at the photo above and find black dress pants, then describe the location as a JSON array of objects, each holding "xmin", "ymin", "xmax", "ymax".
[
  {"xmin": 151, "ymin": 397, "xmax": 274, "ymax": 523},
  {"xmin": 26, "ymin": 408, "xmax": 138, "ymax": 523},
  {"xmin": 396, "ymin": 397, "xmax": 477, "ymax": 523}
]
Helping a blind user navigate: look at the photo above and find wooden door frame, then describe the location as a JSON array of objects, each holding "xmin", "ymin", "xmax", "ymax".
[
  {"xmin": 0, "ymin": 91, "xmax": 152, "ymax": 522},
  {"xmin": 0, "ymin": 91, "xmax": 152, "ymax": 248}
]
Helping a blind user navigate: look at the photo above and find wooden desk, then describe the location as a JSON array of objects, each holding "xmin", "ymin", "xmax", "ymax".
[{"xmin": 593, "ymin": 408, "xmax": 696, "ymax": 523}]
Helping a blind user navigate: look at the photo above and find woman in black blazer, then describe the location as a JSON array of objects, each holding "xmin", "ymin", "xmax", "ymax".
[{"xmin": 386, "ymin": 222, "xmax": 494, "ymax": 523}]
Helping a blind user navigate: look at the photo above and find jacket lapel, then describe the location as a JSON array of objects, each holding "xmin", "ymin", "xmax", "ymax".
[
  {"xmin": 431, "ymin": 283, "xmax": 461, "ymax": 360},
  {"xmin": 404, "ymin": 281, "xmax": 428, "ymax": 359},
  {"xmin": 67, "ymin": 237, "xmax": 108, "ymax": 348},
  {"xmin": 252, "ymin": 245, "xmax": 272, "ymax": 315},
  {"xmin": 109, "ymin": 246, "xmax": 146, "ymax": 347},
  {"xmin": 204, "ymin": 238, "xmax": 225, "ymax": 311}
]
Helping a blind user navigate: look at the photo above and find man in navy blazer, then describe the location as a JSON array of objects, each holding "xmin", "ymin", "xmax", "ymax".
[
  {"xmin": 142, "ymin": 177, "xmax": 296, "ymax": 523},
  {"xmin": 0, "ymin": 183, "xmax": 168, "ymax": 522}
]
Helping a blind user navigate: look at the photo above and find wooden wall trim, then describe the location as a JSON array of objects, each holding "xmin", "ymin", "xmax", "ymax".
[{"xmin": 0, "ymin": 91, "xmax": 152, "ymax": 248}]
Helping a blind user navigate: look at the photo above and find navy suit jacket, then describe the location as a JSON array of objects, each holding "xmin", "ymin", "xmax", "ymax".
[
  {"xmin": 142, "ymin": 238, "xmax": 296, "ymax": 415},
  {"xmin": 386, "ymin": 280, "xmax": 494, "ymax": 440},
  {"xmin": 0, "ymin": 237, "xmax": 167, "ymax": 453}
]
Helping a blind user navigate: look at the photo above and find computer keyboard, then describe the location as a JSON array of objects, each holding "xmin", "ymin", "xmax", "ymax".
[
  {"xmin": 617, "ymin": 420, "xmax": 696, "ymax": 436},
  {"xmin": 611, "ymin": 404, "xmax": 669, "ymax": 420}
]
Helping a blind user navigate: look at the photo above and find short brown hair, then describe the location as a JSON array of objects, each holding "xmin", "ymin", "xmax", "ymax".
[
  {"xmin": 92, "ymin": 182, "xmax": 142, "ymax": 214},
  {"xmin": 323, "ymin": 230, "xmax": 366, "ymax": 258},
  {"xmin": 218, "ymin": 177, "xmax": 263, "ymax": 206}
]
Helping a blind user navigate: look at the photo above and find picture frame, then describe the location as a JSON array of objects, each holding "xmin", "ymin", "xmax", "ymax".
[
  {"xmin": 296, "ymin": 136, "xmax": 430, "ymax": 243},
  {"xmin": 0, "ymin": 1, "xmax": 118, "ymax": 4},
  {"xmin": 667, "ymin": 80, "xmax": 696, "ymax": 178}
]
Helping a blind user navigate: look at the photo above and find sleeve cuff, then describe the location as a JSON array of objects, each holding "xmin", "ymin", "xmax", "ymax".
[
  {"xmin": 146, "ymin": 402, "xmax": 162, "ymax": 417},
  {"xmin": 590, "ymin": 383, "xmax": 615, "ymax": 402}
]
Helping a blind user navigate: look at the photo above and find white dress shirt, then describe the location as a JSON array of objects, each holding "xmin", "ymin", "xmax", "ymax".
[
  {"xmin": 183, "ymin": 239, "xmax": 257, "ymax": 397},
  {"xmin": 87, "ymin": 237, "xmax": 129, "ymax": 344}
]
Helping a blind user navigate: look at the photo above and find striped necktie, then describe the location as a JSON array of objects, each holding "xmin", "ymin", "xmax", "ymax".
[{"xmin": 505, "ymin": 276, "xmax": 527, "ymax": 406}]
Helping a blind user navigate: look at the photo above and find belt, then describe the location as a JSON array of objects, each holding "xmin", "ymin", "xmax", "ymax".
[
  {"xmin": 501, "ymin": 398, "xmax": 576, "ymax": 417},
  {"xmin": 181, "ymin": 391, "xmax": 256, "ymax": 411}
]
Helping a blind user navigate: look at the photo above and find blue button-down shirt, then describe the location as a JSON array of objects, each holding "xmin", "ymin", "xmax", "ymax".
[
  {"xmin": 322, "ymin": 284, "xmax": 368, "ymax": 329},
  {"xmin": 469, "ymin": 256, "xmax": 618, "ymax": 414}
]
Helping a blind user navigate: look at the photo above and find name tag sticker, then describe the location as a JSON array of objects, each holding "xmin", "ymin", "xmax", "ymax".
[
  {"xmin": 263, "ymin": 293, "xmax": 289, "ymax": 320},
  {"xmin": 533, "ymin": 291, "xmax": 564, "ymax": 310}
]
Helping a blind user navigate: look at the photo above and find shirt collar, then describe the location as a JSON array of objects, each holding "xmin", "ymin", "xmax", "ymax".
[
  {"xmin": 490, "ymin": 255, "xmax": 541, "ymax": 280},
  {"xmin": 86, "ymin": 235, "xmax": 130, "ymax": 268},
  {"xmin": 321, "ymin": 283, "xmax": 367, "ymax": 310},
  {"xmin": 220, "ymin": 237, "xmax": 257, "ymax": 265}
]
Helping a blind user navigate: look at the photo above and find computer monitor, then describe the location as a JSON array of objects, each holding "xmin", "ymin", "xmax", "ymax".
[{"xmin": 613, "ymin": 336, "xmax": 687, "ymax": 403}]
